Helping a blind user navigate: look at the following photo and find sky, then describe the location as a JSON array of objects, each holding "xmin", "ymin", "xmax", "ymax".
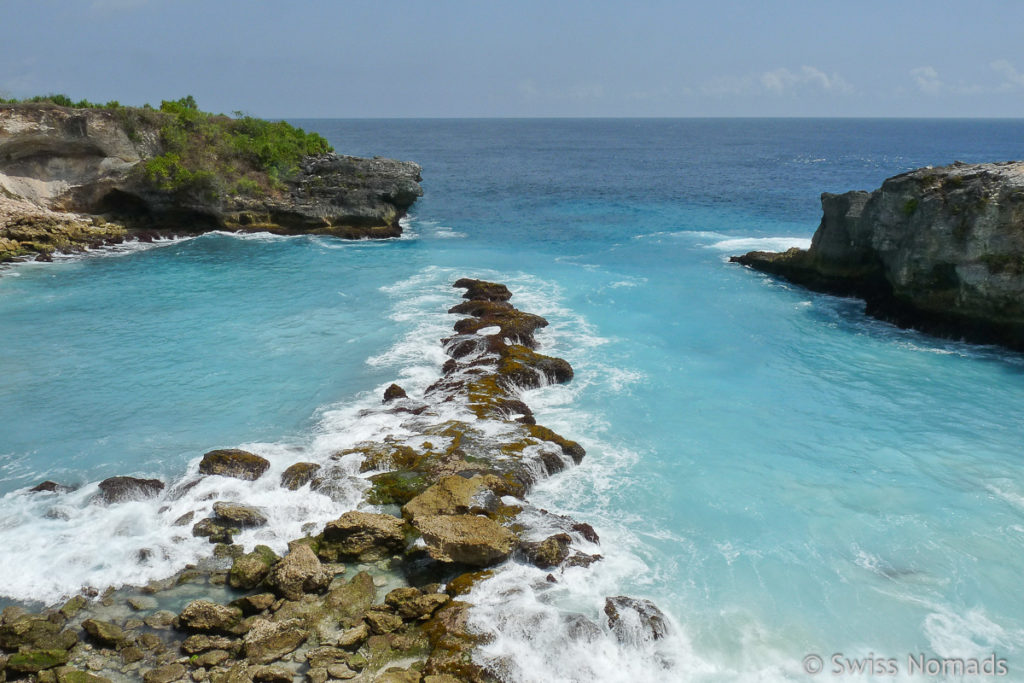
[{"xmin": 1, "ymin": 0, "xmax": 1023, "ymax": 118}]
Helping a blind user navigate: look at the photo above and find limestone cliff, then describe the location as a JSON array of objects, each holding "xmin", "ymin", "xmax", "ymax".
[
  {"xmin": 731, "ymin": 161, "xmax": 1024, "ymax": 350},
  {"xmin": 0, "ymin": 103, "xmax": 422, "ymax": 261}
]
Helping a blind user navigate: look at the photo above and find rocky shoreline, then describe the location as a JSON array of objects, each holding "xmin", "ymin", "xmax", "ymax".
[
  {"xmin": 0, "ymin": 104, "xmax": 422, "ymax": 263},
  {"xmin": 731, "ymin": 161, "xmax": 1024, "ymax": 351},
  {"xmin": 1, "ymin": 279, "xmax": 669, "ymax": 683}
]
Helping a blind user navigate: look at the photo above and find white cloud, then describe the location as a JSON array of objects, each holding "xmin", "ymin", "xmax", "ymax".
[
  {"xmin": 910, "ymin": 66, "xmax": 944, "ymax": 94},
  {"xmin": 703, "ymin": 66, "xmax": 853, "ymax": 97},
  {"xmin": 991, "ymin": 60, "xmax": 1024, "ymax": 89}
]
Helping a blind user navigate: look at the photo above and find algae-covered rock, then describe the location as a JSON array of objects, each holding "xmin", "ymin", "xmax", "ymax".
[
  {"xmin": 181, "ymin": 634, "xmax": 239, "ymax": 655},
  {"xmin": 198, "ymin": 449, "xmax": 270, "ymax": 481},
  {"xmin": 453, "ymin": 279, "xmax": 512, "ymax": 302},
  {"xmin": 5, "ymin": 649, "xmax": 70, "ymax": 673},
  {"xmin": 366, "ymin": 471, "xmax": 431, "ymax": 506},
  {"xmin": 59, "ymin": 596, "xmax": 87, "ymax": 619},
  {"xmin": 279, "ymin": 462, "xmax": 320, "ymax": 490},
  {"xmin": 603, "ymin": 596, "xmax": 669, "ymax": 643},
  {"xmin": 177, "ymin": 600, "xmax": 243, "ymax": 634},
  {"xmin": 0, "ymin": 614, "xmax": 77, "ymax": 651},
  {"xmin": 228, "ymin": 545, "xmax": 279, "ymax": 590},
  {"xmin": 81, "ymin": 618, "xmax": 130, "ymax": 648},
  {"xmin": 320, "ymin": 511, "xmax": 406, "ymax": 561},
  {"xmin": 191, "ymin": 517, "xmax": 238, "ymax": 545},
  {"xmin": 96, "ymin": 476, "xmax": 164, "ymax": 504},
  {"xmin": 364, "ymin": 610, "xmax": 403, "ymax": 635},
  {"xmin": 213, "ymin": 502, "xmax": 268, "ymax": 528},
  {"xmin": 323, "ymin": 571, "xmax": 376, "ymax": 625},
  {"xmin": 264, "ymin": 544, "xmax": 331, "ymax": 600},
  {"xmin": 413, "ymin": 514, "xmax": 517, "ymax": 567},
  {"xmin": 230, "ymin": 592, "xmax": 276, "ymax": 616},
  {"xmin": 242, "ymin": 618, "xmax": 308, "ymax": 665},
  {"xmin": 55, "ymin": 668, "xmax": 112, "ymax": 683}
]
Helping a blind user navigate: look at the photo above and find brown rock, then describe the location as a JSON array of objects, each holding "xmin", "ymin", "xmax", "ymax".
[
  {"xmin": 279, "ymin": 462, "xmax": 320, "ymax": 490},
  {"xmin": 603, "ymin": 596, "xmax": 669, "ymax": 643},
  {"xmin": 96, "ymin": 476, "xmax": 164, "ymax": 504},
  {"xmin": 413, "ymin": 514, "xmax": 517, "ymax": 566},
  {"xmin": 198, "ymin": 449, "xmax": 270, "ymax": 481},
  {"xmin": 383, "ymin": 384, "xmax": 407, "ymax": 402},
  {"xmin": 321, "ymin": 511, "xmax": 405, "ymax": 561},
  {"xmin": 401, "ymin": 475, "xmax": 498, "ymax": 523},
  {"xmin": 264, "ymin": 544, "xmax": 331, "ymax": 600},
  {"xmin": 142, "ymin": 663, "xmax": 187, "ymax": 683},
  {"xmin": 242, "ymin": 618, "xmax": 308, "ymax": 665},
  {"xmin": 177, "ymin": 600, "xmax": 243, "ymax": 634}
]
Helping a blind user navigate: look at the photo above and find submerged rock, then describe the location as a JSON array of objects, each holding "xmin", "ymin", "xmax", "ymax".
[
  {"xmin": 96, "ymin": 476, "xmax": 164, "ymax": 503},
  {"xmin": 242, "ymin": 618, "xmax": 309, "ymax": 665},
  {"xmin": 198, "ymin": 448, "xmax": 270, "ymax": 480},
  {"xmin": 176, "ymin": 600, "xmax": 243, "ymax": 634}
]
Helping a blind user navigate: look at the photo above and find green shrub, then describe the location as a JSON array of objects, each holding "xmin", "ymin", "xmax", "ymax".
[{"xmin": 902, "ymin": 198, "xmax": 919, "ymax": 216}]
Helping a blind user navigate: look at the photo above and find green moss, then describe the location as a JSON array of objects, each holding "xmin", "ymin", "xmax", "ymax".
[
  {"xmin": 6, "ymin": 649, "xmax": 70, "ymax": 673},
  {"xmin": 902, "ymin": 198, "xmax": 919, "ymax": 216},
  {"xmin": 367, "ymin": 471, "xmax": 431, "ymax": 505}
]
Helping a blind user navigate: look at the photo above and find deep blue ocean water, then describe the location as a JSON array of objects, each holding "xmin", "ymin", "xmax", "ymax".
[{"xmin": 2, "ymin": 119, "xmax": 1024, "ymax": 681}]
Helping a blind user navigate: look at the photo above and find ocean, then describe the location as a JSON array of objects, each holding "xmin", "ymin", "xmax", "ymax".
[{"xmin": 2, "ymin": 118, "xmax": 1024, "ymax": 681}]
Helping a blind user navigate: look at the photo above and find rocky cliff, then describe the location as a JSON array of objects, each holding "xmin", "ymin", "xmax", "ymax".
[
  {"xmin": 0, "ymin": 104, "xmax": 423, "ymax": 261},
  {"xmin": 731, "ymin": 161, "xmax": 1024, "ymax": 350}
]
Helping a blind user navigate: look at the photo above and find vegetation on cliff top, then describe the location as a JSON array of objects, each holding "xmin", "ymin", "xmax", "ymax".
[{"xmin": 0, "ymin": 94, "xmax": 333, "ymax": 201}]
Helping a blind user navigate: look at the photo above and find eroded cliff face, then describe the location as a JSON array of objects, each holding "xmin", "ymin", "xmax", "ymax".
[
  {"xmin": 732, "ymin": 161, "xmax": 1024, "ymax": 350},
  {"xmin": 0, "ymin": 104, "xmax": 423, "ymax": 261}
]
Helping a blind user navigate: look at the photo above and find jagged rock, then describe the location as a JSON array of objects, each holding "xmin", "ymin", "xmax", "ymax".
[
  {"xmin": 383, "ymin": 384, "xmax": 408, "ymax": 402},
  {"xmin": 264, "ymin": 544, "xmax": 331, "ymax": 600},
  {"xmin": 176, "ymin": 600, "xmax": 243, "ymax": 634},
  {"xmin": 251, "ymin": 665, "xmax": 293, "ymax": 683},
  {"xmin": 364, "ymin": 610, "xmax": 403, "ymax": 635},
  {"xmin": 320, "ymin": 511, "xmax": 406, "ymax": 561},
  {"xmin": 142, "ymin": 663, "xmax": 186, "ymax": 683},
  {"xmin": 402, "ymin": 475, "xmax": 499, "ymax": 523},
  {"xmin": 228, "ymin": 545, "xmax": 279, "ymax": 590},
  {"xmin": 191, "ymin": 517, "xmax": 238, "ymax": 544},
  {"xmin": 212, "ymin": 502, "xmax": 268, "ymax": 528},
  {"xmin": 309, "ymin": 465, "xmax": 363, "ymax": 502},
  {"xmin": 198, "ymin": 449, "xmax": 270, "ymax": 480},
  {"xmin": 194, "ymin": 649, "xmax": 230, "ymax": 667},
  {"xmin": 279, "ymin": 462, "xmax": 320, "ymax": 490},
  {"xmin": 81, "ymin": 619, "xmax": 129, "ymax": 648},
  {"xmin": 181, "ymin": 634, "xmax": 239, "ymax": 655},
  {"xmin": 95, "ymin": 476, "xmax": 164, "ymax": 503},
  {"xmin": 413, "ymin": 514, "xmax": 517, "ymax": 566},
  {"xmin": 384, "ymin": 587, "xmax": 451, "ymax": 620},
  {"xmin": 242, "ymin": 618, "xmax": 308, "ymax": 665},
  {"xmin": 453, "ymin": 278, "xmax": 512, "ymax": 302},
  {"xmin": 230, "ymin": 592, "xmax": 277, "ymax": 616},
  {"xmin": 731, "ymin": 161, "xmax": 1024, "ymax": 350},
  {"xmin": 521, "ymin": 533, "xmax": 573, "ymax": 569},
  {"xmin": 603, "ymin": 596, "xmax": 669, "ymax": 643},
  {"xmin": 59, "ymin": 596, "xmax": 87, "ymax": 619},
  {"xmin": 571, "ymin": 522, "xmax": 599, "ymax": 544},
  {"xmin": 564, "ymin": 552, "xmax": 602, "ymax": 569}
]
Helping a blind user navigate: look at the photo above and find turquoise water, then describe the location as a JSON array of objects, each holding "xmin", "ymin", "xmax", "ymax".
[{"xmin": 2, "ymin": 119, "xmax": 1024, "ymax": 680}]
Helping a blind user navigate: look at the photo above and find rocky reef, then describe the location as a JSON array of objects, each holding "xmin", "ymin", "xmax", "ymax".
[
  {"xmin": 731, "ymin": 161, "xmax": 1024, "ymax": 350},
  {"xmin": 1, "ymin": 279, "xmax": 669, "ymax": 682},
  {"xmin": 0, "ymin": 103, "xmax": 422, "ymax": 262}
]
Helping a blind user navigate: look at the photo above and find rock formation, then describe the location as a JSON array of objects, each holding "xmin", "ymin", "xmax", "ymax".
[
  {"xmin": 732, "ymin": 161, "xmax": 1024, "ymax": 350},
  {"xmin": 0, "ymin": 103, "xmax": 422, "ymax": 262}
]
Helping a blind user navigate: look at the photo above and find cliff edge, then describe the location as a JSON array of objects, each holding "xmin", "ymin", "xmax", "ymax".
[
  {"xmin": 0, "ymin": 102, "xmax": 423, "ymax": 261},
  {"xmin": 731, "ymin": 161, "xmax": 1024, "ymax": 350}
]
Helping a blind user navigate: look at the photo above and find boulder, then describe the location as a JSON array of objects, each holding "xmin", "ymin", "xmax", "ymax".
[
  {"xmin": 264, "ymin": 544, "xmax": 331, "ymax": 600},
  {"xmin": 29, "ymin": 481, "xmax": 70, "ymax": 494},
  {"xmin": 243, "ymin": 618, "xmax": 308, "ymax": 665},
  {"xmin": 453, "ymin": 278, "xmax": 512, "ymax": 302},
  {"xmin": 96, "ymin": 476, "xmax": 164, "ymax": 504},
  {"xmin": 321, "ymin": 511, "xmax": 406, "ymax": 561},
  {"xmin": 176, "ymin": 600, "xmax": 243, "ymax": 634},
  {"xmin": 383, "ymin": 383, "xmax": 408, "ymax": 402},
  {"xmin": 0, "ymin": 614, "xmax": 77, "ymax": 651},
  {"xmin": 191, "ymin": 517, "xmax": 238, "ymax": 544},
  {"xmin": 212, "ymin": 501, "xmax": 268, "ymax": 528},
  {"xmin": 384, "ymin": 587, "xmax": 451, "ymax": 620},
  {"xmin": 141, "ymin": 663, "xmax": 186, "ymax": 683},
  {"xmin": 364, "ymin": 610, "xmax": 403, "ymax": 635},
  {"xmin": 402, "ymin": 475, "xmax": 498, "ymax": 523},
  {"xmin": 521, "ymin": 533, "xmax": 573, "ymax": 569},
  {"xmin": 198, "ymin": 449, "xmax": 270, "ymax": 480},
  {"xmin": 323, "ymin": 571, "xmax": 376, "ymax": 625},
  {"xmin": 603, "ymin": 596, "xmax": 669, "ymax": 643},
  {"xmin": 228, "ymin": 545, "xmax": 279, "ymax": 590},
  {"xmin": 279, "ymin": 462, "xmax": 320, "ymax": 490},
  {"xmin": 5, "ymin": 649, "xmax": 70, "ymax": 673},
  {"xmin": 55, "ymin": 668, "xmax": 112, "ymax": 683},
  {"xmin": 181, "ymin": 634, "xmax": 239, "ymax": 655},
  {"xmin": 413, "ymin": 514, "xmax": 517, "ymax": 566}
]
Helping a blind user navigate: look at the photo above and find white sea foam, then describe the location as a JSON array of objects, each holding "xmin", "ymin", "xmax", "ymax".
[{"xmin": 707, "ymin": 236, "xmax": 811, "ymax": 253}]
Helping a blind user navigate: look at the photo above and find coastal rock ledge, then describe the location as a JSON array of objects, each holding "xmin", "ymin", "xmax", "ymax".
[
  {"xmin": 731, "ymin": 161, "xmax": 1024, "ymax": 350},
  {"xmin": 0, "ymin": 103, "xmax": 422, "ymax": 262}
]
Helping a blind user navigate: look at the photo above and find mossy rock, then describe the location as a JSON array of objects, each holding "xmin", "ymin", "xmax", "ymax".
[
  {"xmin": 228, "ymin": 545, "xmax": 279, "ymax": 590},
  {"xmin": 6, "ymin": 649, "xmax": 70, "ymax": 673},
  {"xmin": 198, "ymin": 449, "xmax": 270, "ymax": 480},
  {"xmin": 367, "ymin": 470, "xmax": 431, "ymax": 505}
]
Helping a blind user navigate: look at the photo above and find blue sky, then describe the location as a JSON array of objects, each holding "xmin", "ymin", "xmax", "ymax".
[{"xmin": 2, "ymin": 0, "xmax": 1023, "ymax": 118}]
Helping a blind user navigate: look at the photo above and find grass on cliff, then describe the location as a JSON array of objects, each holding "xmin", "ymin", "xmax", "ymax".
[{"xmin": 0, "ymin": 94, "xmax": 332, "ymax": 201}]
